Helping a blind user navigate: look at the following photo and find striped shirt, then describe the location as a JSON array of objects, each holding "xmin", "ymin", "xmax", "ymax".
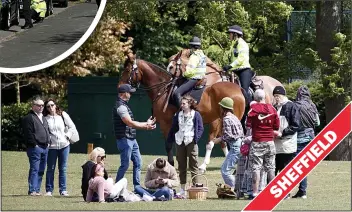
[{"xmin": 221, "ymin": 113, "xmax": 244, "ymax": 143}]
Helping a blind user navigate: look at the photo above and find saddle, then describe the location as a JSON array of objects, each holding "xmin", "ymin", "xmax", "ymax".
[
  {"xmin": 223, "ymin": 71, "xmax": 264, "ymax": 91},
  {"xmin": 175, "ymin": 77, "xmax": 207, "ymax": 90},
  {"xmin": 195, "ymin": 77, "xmax": 207, "ymax": 89},
  {"xmin": 250, "ymin": 72, "xmax": 264, "ymax": 90}
]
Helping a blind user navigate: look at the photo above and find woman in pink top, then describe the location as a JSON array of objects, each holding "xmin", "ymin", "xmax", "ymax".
[{"xmin": 86, "ymin": 164, "xmax": 127, "ymax": 203}]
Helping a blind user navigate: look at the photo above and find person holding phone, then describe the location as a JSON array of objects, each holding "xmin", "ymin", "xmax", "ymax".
[{"xmin": 134, "ymin": 158, "xmax": 179, "ymax": 201}]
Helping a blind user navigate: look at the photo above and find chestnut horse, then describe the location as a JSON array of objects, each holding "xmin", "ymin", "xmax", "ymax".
[
  {"xmin": 119, "ymin": 53, "xmax": 246, "ymax": 171},
  {"xmin": 167, "ymin": 49, "xmax": 284, "ymax": 171}
]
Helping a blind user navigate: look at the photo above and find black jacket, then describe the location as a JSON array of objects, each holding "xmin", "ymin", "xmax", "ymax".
[
  {"xmin": 22, "ymin": 110, "xmax": 51, "ymax": 148},
  {"xmin": 81, "ymin": 161, "xmax": 108, "ymax": 201},
  {"xmin": 275, "ymin": 100, "xmax": 300, "ymax": 137}
]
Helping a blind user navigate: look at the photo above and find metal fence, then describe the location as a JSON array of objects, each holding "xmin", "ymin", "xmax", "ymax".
[{"xmin": 286, "ymin": 10, "xmax": 351, "ymax": 82}]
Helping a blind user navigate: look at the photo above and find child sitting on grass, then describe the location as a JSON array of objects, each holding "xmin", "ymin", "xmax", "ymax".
[{"xmin": 86, "ymin": 164, "xmax": 127, "ymax": 203}]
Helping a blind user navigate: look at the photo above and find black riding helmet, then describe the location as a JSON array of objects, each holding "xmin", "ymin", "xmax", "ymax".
[
  {"xmin": 189, "ymin": 36, "xmax": 201, "ymax": 49},
  {"xmin": 228, "ymin": 25, "xmax": 243, "ymax": 37}
]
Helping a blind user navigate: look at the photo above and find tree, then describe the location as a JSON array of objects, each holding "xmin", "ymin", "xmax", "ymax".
[
  {"xmin": 316, "ymin": 1, "xmax": 350, "ymax": 160},
  {"xmin": 1, "ymin": 74, "xmax": 34, "ymax": 104}
]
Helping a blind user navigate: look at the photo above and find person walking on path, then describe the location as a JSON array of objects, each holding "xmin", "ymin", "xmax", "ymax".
[{"xmin": 22, "ymin": 0, "xmax": 33, "ymax": 29}]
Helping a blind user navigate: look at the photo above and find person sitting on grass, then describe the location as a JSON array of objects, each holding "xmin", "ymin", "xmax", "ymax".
[
  {"xmin": 134, "ymin": 157, "xmax": 179, "ymax": 201},
  {"xmin": 81, "ymin": 147, "xmax": 109, "ymax": 202},
  {"xmin": 86, "ymin": 163, "xmax": 128, "ymax": 203}
]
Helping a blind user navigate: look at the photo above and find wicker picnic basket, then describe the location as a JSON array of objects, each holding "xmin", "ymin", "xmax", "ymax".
[{"xmin": 187, "ymin": 174, "xmax": 209, "ymax": 200}]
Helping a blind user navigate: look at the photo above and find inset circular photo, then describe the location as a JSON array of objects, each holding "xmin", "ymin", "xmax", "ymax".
[{"xmin": 0, "ymin": 0, "xmax": 106, "ymax": 73}]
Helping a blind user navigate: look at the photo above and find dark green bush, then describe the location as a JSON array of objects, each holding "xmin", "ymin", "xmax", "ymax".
[{"xmin": 1, "ymin": 103, "xmax": 31, "ymax": 151}]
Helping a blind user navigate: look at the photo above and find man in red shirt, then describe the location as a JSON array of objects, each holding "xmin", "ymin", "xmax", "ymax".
[{"xmin": 246, "ymin": 89, "xmax": 280, "ymax": 199}]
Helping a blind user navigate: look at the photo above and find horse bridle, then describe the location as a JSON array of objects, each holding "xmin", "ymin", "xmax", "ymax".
[
  {"xmin": 128, "ymin": 59, "xmax": 141, "ymax": 89},
  {"xmin": 126, "ymin": 57, "xmax": 175, "ymax": 103},
  {"xmin": 167, "ymin": 50, "xmax": 183, "ymax": 76}
]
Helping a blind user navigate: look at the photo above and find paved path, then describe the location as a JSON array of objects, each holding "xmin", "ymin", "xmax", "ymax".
[{"xmin": 0, "ymin": 1, "xmax": 99, "ymax": 68}]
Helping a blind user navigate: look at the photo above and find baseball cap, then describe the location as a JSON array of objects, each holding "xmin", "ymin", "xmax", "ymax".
[{"xmin": 118, "ymin": 84, "xmax": 136, "ymax": 93}]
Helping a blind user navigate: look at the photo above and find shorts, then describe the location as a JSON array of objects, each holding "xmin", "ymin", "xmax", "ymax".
[{"xmin": 249, "ymin": 141, "xmax": 276, "ymax": 172}]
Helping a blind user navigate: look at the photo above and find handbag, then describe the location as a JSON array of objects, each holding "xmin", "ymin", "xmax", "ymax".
[
  {"xmin": 61, "ymin": 113, "xmax": 80, "ymax": 144},
  {"xmin": 240, "ymin": 142, "xmax": 250, "ymax": 156}
]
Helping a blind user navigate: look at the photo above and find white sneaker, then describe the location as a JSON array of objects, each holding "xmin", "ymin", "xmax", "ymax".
[
  {"xmin": 60, "ymin": 191, "xmax": 69, "ymax": 196},
  {"xmin": 142, "ymin": 194, "xmax": 153, "ymax": 202},
  {"xmin": 198, "ymin": 164, "xmax": 207, "ymax": 173},
  {"xmin": 178, "ymin": 189, "xmax": 187, "ymax": 197},
  {"xmin": 45, "ymin": 192, "xmax": 52, "ymax": 196}
]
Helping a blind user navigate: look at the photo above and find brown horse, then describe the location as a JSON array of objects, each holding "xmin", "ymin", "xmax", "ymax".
[
  {"xmin": 119, "ymin": 53, "xmax": 246, "ymax": 171},
  {"xmin": 166, "ymin": 49, "xmax": 284, "ymax": 171}
]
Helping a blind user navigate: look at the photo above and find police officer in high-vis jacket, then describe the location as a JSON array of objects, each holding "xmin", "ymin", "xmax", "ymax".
[
  {"xmin": 172, "ymin": 36, "xmax": 207, "ymax": 108},
  {"xmin": 31, "ymin": 0, "xmax": 47, "ymax": 23},
  {"xmin": 223, "ymin": 25, "xmax": 254, "ymax": 106}
]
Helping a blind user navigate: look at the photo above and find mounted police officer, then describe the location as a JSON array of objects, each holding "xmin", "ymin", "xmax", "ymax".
[
  {"xmin": 223, "ymin": 25, "xmax": 254, "ymax": 106},
  {"xmin": 172, "ymin": 36, "xmax": 207, "ymax": 109}
]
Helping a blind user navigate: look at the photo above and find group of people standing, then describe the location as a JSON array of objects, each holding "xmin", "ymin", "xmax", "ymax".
[
  {"xmin": 241, "ymin": 85, "xmax": 320, "ymax": 199},
  {"xmin": 22, "ymin": 22, "xmax": 319, "ymax": 202},
  {"xmin": 22, "ymin": 96, "xmax": 79, "ymax": 196}
]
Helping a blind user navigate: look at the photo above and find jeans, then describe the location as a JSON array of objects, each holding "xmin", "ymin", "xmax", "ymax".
[
  {"xmin": 27, "ymin": 146, "xmax": 48, "ymax": 194},
  {"xmin": 116, "ymin": 138, "xmax": 142, "ymax": 186},
  {"xmin": 45, "ymin": 145, "xmax": 70, "ymax": 193},
  {"xmin": 134, "ymin": 185, "xmax": 172, "ymax": 200},
  {"xmin": 221, "ymin": 139, "xmax": 241, "ymax": 187},
  {"xmin": 295, "ymin": 140, "xmax": 310, "ymax": 194}
]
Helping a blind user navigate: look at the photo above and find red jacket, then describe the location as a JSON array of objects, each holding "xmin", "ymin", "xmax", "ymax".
[{"xmin": 246, "ymin": 103, "xmax": 280, "ymax": 142}]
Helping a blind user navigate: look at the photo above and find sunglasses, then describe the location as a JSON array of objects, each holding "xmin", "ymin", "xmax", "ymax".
[
  {"xmin": 35, "ymin": 104, "xmax": 44, "ymax": 107},
  {"xmin": 46, "ymin": 104, "xmax": 55, "ymax": 108},
  {"xmin": 98, "ymin": 155, "xmax": 106, "ymax": 160}
]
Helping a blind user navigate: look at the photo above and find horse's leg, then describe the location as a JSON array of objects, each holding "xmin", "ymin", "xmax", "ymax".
[
  {"xmin": 199, "ymin": 118, "xmax": 222, "ymax": 173},
  {"xmin": 159, "ymin": 119, "xmax": 174, "ymax": 166}
]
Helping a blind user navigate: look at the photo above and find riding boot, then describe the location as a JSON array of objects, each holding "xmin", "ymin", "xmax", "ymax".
[{"xmin": 174, "ymin": 93, "xmax": 182, "ymax": 109}]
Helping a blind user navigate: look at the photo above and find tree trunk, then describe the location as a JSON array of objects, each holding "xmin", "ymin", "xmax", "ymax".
[
  {"xmin": 316, "ymin": 1, "xmax": 350, "ymax": 160},
  {"xmin": 15, "ymin": 74, "xmax": 20, "ymax": 104}
]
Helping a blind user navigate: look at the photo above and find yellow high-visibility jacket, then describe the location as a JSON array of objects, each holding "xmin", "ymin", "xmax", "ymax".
[{"xmin": 183, "ymin": 49, "xmax": 207, "ymax": 79}]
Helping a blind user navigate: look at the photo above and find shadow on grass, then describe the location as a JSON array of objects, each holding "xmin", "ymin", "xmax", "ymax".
[
  {"xmin": 206, "ymin": 197, "xmax": 250, "ymax": 201},
  {"xmin": 2, "ymin": 194, "xmax": 82, "ymax": 198}
]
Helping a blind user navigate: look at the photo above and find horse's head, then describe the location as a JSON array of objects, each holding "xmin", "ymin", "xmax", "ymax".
[
  {"xmin": 120, "ymin": 52, "xmax": 143, "ymax": 89},
  {"xmin": 167, "ymin": 49, "xmax": 191, "ymax": 77}
]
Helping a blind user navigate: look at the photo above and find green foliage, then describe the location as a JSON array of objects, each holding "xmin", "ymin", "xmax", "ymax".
[
  {"xmin": 108, "ymin": 1, "xmax": 189, "ymax": 64},
  {"xmin": 1, "ymin": 103, "xmax": 31, "ymax": 150},
  {"xmin": 323, "ymin": 32, "xmax": 351, "ymax": 102}
]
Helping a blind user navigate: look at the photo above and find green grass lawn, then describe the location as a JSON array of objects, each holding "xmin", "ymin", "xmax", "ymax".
[{"xmin": 1, "ymin": 151, "xmax": 351, "ymax": 211}]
